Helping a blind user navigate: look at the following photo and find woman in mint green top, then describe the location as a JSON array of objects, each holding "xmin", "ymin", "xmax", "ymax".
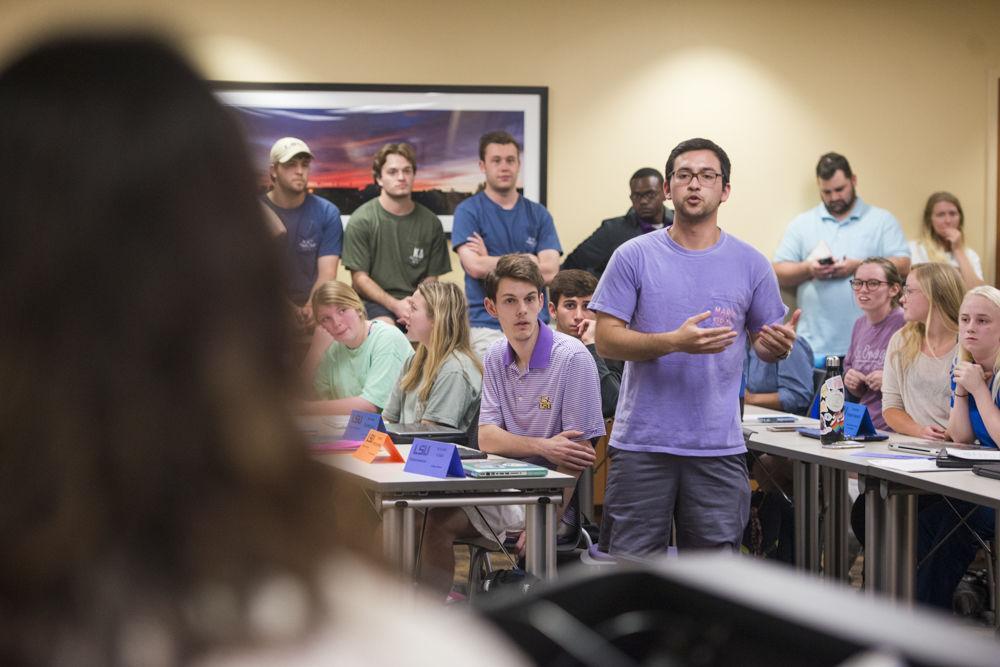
[{"xmin": 300, "ymin": 281, "xmax": 413, "ymax": 415}]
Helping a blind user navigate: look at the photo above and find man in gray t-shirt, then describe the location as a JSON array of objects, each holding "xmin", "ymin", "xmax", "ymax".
[{"xmin": 342, "ymin": 143, "xmax": 451, "ymax": 329}]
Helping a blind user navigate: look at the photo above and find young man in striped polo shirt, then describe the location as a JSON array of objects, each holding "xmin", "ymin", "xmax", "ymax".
[{"xmin": 417, "ymin": 254, "xmax": 606, "ymax": 598}]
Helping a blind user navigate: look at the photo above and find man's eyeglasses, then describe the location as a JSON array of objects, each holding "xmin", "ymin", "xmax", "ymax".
[
  {"xmin": 670, "ymin": 169, "xmax": 721, "ymax": 185},
  {"xmin": 850, "ymin": 279, "xmax": 889, "ymax": 291},
  {"xmin": 630, "ymin": 190, "xmax": 661, "ymax": 202}
]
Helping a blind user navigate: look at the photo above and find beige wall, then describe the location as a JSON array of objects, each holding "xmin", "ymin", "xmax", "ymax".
[{"xmin": 4, "ymin": 0, "xmax": 1000, "ymax": 284}]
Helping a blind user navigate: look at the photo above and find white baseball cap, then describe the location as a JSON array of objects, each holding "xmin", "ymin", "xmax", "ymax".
[{"xmin": 269, "ymin": 137, "xmax": 313, "ymax": 164}]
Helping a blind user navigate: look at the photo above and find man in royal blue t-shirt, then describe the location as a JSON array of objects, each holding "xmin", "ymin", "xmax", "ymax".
[{"xmin": 452, "ymin": 131, "xmax": 561, "ymax": 357}]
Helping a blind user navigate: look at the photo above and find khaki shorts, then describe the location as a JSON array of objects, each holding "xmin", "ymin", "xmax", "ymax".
[
  {"xmin": 463, "ymin": 503, "xmax": 525, "ymax": 543},
  {"xmin": 470, "ymin": 327, "xmax": 506, "ymax": 359}
]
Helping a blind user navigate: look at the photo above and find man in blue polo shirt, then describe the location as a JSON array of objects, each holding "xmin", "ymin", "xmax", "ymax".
[
  {"xmin": 452, "ymin": 131, "xmax": 562, "ymax": 357},
  {"xmin": 773, "ymin": 152, "xmax": 909, "ymax": 365},
  {"xmin": 416, "ymin": 254, "xmax": 605, "ymax": 599}
]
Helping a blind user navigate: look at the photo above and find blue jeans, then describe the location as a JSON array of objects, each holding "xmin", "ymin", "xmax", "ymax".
[{"xmin": 916, "ymin": 497, "xmax": 995, "ymax": 609}]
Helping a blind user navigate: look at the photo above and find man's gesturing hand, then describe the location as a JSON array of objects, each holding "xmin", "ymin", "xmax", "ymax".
[{"xmin": 668, "ymin": 311, "xmax": 737, "ymax": 354}]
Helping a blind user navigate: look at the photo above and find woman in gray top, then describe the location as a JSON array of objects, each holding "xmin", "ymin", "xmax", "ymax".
[{"xmin": 383, "ymin": 281, "xmax": 483, "ymax": 430}]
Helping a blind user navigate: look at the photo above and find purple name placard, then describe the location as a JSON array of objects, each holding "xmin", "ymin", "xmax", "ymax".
[
  {"xmin": 843, "ymin": 401, "xmax": 876, "ymax": 438},
  {"xmin": 342, "ymin": 409, "xmax": 386, "ymax": 442},
  {"xmin": 403, "ymin": 439, "xmax": 465, "ymax": 478}
]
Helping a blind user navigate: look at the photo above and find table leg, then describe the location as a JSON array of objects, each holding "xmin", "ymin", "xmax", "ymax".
[
  {"xmin": 863, "ymin": 475, "xmax": 885, "ymax": 596},
  {"xmin": 885, "ymin": 488, "xmax": 917, "ymax": 603},
  {"xmin": 401, "ymin": 506, "xmax": 417, "ymax": 575},
  {"xmin": 793, "ymin": 461, "xmax": 820, "ymax": 572},
  {"xmin": 524, "ymin": 500, "xmax": 558, "ymax": 579},
  {"xmin": 578, "ymin": 468, "xmax": 594, "ymax": 523},
  {"xmin": 994, "ymin": 511, "xmax": 1000, "ymax": 630},
  {"xmin": 821, "ymin": 468, "xmax": 850, "ymax": 580},
  {"xmin": 382, "ymin": 503, "xmax": 403, "ymax": 569}
]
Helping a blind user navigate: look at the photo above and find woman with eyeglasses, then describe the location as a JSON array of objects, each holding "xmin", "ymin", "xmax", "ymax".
[
  {"xmin": 842, "ymin": 257, "xmax": 905, "ymax": 429},
  {"xmin": 909, "ymin": 192, "xmax": 985, "ymax": 289}
]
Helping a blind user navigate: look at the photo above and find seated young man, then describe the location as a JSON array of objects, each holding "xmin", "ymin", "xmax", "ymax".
[
  {"xmin": 417, "ymin": 254, "xmax": 606, "ymax": 599},
  {"xmin": 549, "ymin": 269, "xmax": 623, "ymax": 418}
]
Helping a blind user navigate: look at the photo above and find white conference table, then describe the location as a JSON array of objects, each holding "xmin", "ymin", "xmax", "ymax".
[
  {"xmin": 744, "ymin": 406, "xmax": 1000, "ymax": 623},
  {"xmin": 742, "ymin": 406, "xmax": 861, "ymax": 579},
  {"xmin": 314, "ymin": 444, "xmax": 575, "ymax": 580},
  {"xmin": 861, "ymin": 463, "xmax": 1000, "ymax": 613}
]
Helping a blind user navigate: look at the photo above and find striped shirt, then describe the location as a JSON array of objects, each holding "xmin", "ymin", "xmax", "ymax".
[{"xmin": 480, "ymin": 321, "xmax": 606, "ymax": 468}]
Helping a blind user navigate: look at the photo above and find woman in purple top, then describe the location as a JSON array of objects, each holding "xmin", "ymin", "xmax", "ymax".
[{"xmin": 842, "ymin": 257, "xmax": 905, "ymax": 430}]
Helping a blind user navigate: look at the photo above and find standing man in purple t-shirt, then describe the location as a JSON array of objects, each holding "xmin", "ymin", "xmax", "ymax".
[
  {"xmin": 417, "ymin": 255, "xmax": 606, "ymax": 598},
  {"xmin": 590, "ymin": 138, "xmax": 800, "ymax": 556}
]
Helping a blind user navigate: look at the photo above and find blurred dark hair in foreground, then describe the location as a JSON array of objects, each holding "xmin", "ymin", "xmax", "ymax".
[{"xmin": 0, "ymin": 33, "xmax": 344, "ymax": 664}]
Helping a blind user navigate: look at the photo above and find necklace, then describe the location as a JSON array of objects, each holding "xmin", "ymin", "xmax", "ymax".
[{"xmin": 922, "ymin": 333, "xmax": 955, "ymax": 358}]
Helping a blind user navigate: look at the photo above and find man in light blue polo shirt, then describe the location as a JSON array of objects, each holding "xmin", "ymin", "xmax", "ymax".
[
  {"xmin": 416, "ymin": 255, "xmax": 605, "ymax": 598},
  {"xmin": 452, "ymin": 131, "xmax": 562, "ymax": 357},
  {"xmin": 773, "ymin": 153, "xmax": 909, "ymax": 365}
]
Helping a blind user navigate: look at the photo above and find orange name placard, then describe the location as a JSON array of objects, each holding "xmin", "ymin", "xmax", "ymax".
[{"xmin": 352, "ymin": 429, "xmax": 404, "ymax": 463}]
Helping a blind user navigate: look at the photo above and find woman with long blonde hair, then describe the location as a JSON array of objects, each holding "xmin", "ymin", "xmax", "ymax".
[
  {"xmin": 914, "ymin": 285, "xmax": 1000, "ymax": 610},
  {"xmin": 948, "ymin": 284, "xmax": 1000, "ymax": 446},
  {"xmin": 383, "ymin": 281, "xmax": 483, "ymax": 429},
  {"xmin": 908, "ymin": 191, "xmax": 985, "ymax": 288},
  {"xmin": 880, "ymin": 262, "xmax": 964, "ymax": 438},
  {"xmin": 850, "ymin": 263, "xmax": 964, "ymax": 576}
]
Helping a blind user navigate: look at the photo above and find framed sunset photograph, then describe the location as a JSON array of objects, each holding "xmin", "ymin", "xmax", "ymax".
[{"xmin": 213, "ymin": 82, "xmax": 548, "ymax": 232}]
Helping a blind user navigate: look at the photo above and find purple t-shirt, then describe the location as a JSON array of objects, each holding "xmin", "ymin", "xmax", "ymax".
[
  {"xmin": 843, "ymin": 308, "xmax": 905, "ymax": 430},
  {"xmin": 589, "ymin": 229, "xmax": 787, "ymax": 456},
  {"xmin": 480, "ymin": 322, "xmax": 607, "ymax": 468}
]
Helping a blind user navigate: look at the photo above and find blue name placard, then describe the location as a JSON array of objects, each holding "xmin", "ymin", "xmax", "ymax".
[
  {"xmin": 403, "ymin": 439, "xmax": 465, "ymax": 479},
  {"xmin": 342, "ymin": 409, "xmax": 386, "ymax": 441},
  {"xmin": 843, "ymin": 401, "xmax": 877, "ymax": 438}
]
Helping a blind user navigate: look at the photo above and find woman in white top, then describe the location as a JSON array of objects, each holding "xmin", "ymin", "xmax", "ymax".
[
  {"xmin": 851, "ymin": 263, "xmax": 963, "ymax": 556},
  {"xmin": 908, "ymin": 192, "xmax": 985, "ymax": 288},
  {"xmin": 881, "ymin": 262, "xmax": 964, "ymax": 439}
]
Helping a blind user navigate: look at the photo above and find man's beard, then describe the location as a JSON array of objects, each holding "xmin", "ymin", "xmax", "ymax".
[{"xmin": 825, "ymin": 188, "xmax": 856, "ymax": 216}]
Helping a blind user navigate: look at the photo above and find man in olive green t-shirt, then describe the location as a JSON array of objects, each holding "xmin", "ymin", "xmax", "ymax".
[{"xmin": 342, "ymin": 142, "xmax": 451, "ymax": 329}]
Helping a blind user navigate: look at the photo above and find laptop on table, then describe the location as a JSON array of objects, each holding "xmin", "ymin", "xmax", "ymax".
[
  {"xmin": 386, "ymin": 422, "xmax": 467, "ymax": 444},
  {"xmin": 462, "ymin": 460, "xmax": 548, "ymax": 478},
  {"xmin": 888, "ymin": 440, "xmax": 985, "ymax": 457}
]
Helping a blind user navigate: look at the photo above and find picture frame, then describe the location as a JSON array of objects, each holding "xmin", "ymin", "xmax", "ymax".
[{"xmin": 213, "ymin": 82, "xmax": 548, "ymax": 232}]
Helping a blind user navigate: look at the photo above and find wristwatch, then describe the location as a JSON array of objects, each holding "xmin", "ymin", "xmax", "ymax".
[{"xmin": 776, "ymin": 345, "xmax": 792, "ymax": 360}]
